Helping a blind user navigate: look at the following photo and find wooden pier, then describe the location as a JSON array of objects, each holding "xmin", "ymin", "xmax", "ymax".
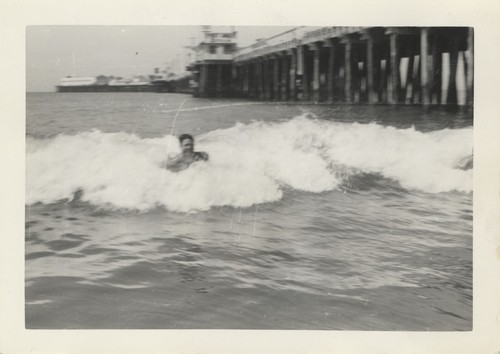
[{"xmin": 189, "ymin": 27, "xmax": 473, "ymax": 106}]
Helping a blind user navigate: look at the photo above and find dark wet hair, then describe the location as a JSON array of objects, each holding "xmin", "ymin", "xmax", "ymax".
[{"xmin": 178, "ymin": 134, "xmax": 194, "ymax": 143}]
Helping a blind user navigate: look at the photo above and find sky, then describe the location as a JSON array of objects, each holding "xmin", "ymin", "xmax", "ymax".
[{"xmin": 26, "ymin": 26, "xmax": 296, "ymax": 92}]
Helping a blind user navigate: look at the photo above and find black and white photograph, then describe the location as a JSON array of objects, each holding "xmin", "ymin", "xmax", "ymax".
[
  {"xmin": 2, "ymin": 0, "xmax": 500, "ymax": 353},
  {"xmin": 25, "ymin": 25, "xmax": 473, "ymax": 330}
]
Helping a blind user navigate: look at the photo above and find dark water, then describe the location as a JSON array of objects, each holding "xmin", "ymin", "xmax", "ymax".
[{"xmin": 25, "ymin": 92, "xmax": 472, "ymax": 329}]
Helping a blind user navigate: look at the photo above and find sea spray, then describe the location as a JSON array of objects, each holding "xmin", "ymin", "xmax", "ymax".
[{"xmin": 26, "ymin": 116, "xmax": 472, "ymax": 212}]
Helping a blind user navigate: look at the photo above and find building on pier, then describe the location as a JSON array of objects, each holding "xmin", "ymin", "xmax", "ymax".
[
  {"xmin": 188, "ymin": 26, "xmax": 473, "ymax": 106},
  {"xmin": 186, "ymin": 26, "xmax": 238, "ymax": 98}
]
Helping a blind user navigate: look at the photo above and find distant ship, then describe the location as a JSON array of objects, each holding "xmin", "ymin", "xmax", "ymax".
[
  {"xmin": 56, "ymin": 76, "xmax": 156, "ymax": 92},
  {"xmin": 56, "ymin": 68, "xmax": 190, "ymax": 93}
]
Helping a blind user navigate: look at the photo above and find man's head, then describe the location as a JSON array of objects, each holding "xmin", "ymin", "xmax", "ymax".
[{"xmin": 178, "ymin": 134, "xmax": 194, "ymax": 154}]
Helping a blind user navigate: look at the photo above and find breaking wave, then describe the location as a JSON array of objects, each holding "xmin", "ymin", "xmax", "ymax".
[{"xmin": 26, "ymin": 114, "xmax": 472, "ymax": 212}]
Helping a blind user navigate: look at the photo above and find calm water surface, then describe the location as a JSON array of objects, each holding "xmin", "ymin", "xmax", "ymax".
[{"xmin": 25, "ymin": 92, "xmax": 472, "ymax": 329}]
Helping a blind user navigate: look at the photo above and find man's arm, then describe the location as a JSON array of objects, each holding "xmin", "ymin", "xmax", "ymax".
[
  {"xmin": 196, "ymin": 152, "xmax": 209, "ymax": 161},
  {"xmin": 165, "ymin": 155, "xmax": 182, "ymax": 170}
]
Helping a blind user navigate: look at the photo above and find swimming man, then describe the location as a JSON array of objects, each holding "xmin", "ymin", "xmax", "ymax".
[{"xmin": 165, "ymin": 134, "xmax": 209, "ymax": 172}]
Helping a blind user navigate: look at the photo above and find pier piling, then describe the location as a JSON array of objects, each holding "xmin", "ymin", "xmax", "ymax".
[
  {"xmin": 326, "ymin": 39, "xmax": 336, "ymax": 104},
  {"xmin": 289, "ymin": 49, "xmax": 297, "ymax": 101},
  {"xmin": 420, "ymin": 28, "xmax": 430, "ymax": 105},
  {"xmin": 344, "ymin": 38, "xmax": 352, "ymax": 103}
]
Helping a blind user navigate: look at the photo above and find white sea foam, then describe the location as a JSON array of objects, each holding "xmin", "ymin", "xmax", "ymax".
[{"xmin": 26, "ymin": 115, "xmax": 472, "ymax": 211}]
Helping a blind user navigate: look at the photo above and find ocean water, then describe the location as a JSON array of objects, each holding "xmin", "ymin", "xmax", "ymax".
[{"xmin": 25, "ymin": 92, "xmax": 473, "ymax": 330}]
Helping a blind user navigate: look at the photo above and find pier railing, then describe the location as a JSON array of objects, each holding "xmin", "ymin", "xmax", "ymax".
[
  {"xmin": 235, "ymin": 27, "xmax": 312, "ymax": 61},
  {"xmin": 301, "ymin": 26, "xmax": 364, "ymax": 44},
  {"xmin": 234, "ymin": 26, "xmax": 364, "ymax": 62}
]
